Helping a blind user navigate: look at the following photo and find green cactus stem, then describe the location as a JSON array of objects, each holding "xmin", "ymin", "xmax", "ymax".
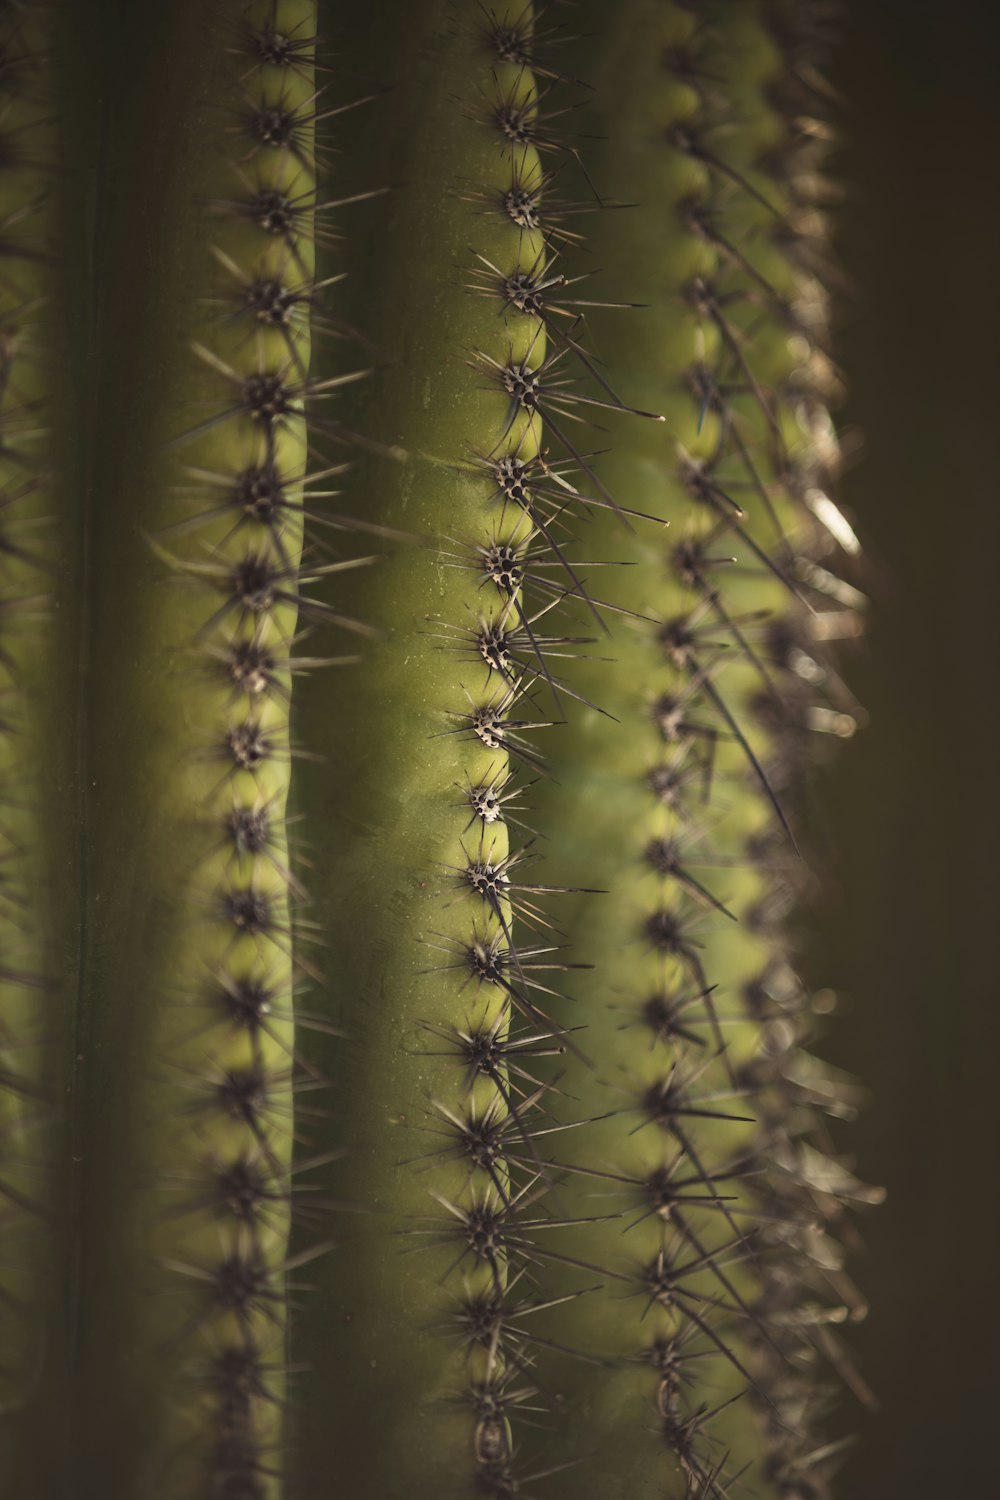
[
  {"xmin": 512, "ymin": 5, "xmax": 874, "ymax": 1496},
  {"xmin": 0, "ymin": 3, "xmax": 873, "ymax": 1498},
  {"xmin": 0, "ymin": 3, "xmax": 344, "ymax": 1495},
  {"xmin": 290, "ymin": 7, "xmax": 579, "ymax": 1493}
]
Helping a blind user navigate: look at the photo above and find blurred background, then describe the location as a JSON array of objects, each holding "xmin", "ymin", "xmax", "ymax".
[{"xmin": 810, "ymin": 0, "xmax": 1000, "ymax": 1489}]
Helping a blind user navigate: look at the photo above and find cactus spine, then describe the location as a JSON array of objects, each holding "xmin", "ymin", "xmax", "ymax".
[{"xmin": 0, "ymin": 3, "xmax": 873, "ymax": 1498}]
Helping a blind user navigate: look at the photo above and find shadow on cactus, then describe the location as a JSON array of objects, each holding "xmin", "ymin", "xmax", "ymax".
[{"xmin": 0, "ymin": 2, "xmax": 881, "ymax": 1497}]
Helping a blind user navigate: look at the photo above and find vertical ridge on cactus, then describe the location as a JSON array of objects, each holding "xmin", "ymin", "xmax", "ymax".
[
  {"xmin": 290, "ymin": 7, "xmax": 593, "ymax": 1491},
  {"xmin": 0, "ymin": 3, "xmax": 875, "ymax": 1497},
  {"xmin": 510, "ymin": 7, "xmax": 876, "ymax": 1496},
  {"xmin": 0, "ymin": 0, "xmax": 61, "ymax": 1433}
]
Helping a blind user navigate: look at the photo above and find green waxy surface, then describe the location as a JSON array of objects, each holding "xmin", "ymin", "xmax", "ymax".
[
  {"xmin": 471, "ymin": 3, "xmax": 857, "ymax": 1496},
  {"xmin": 2, "ymin": 3, "xmax": 321, "ymax": 1495},
  {"xmin": 291, "ymin": 4, "xmax": 568, "ymax": 1494},
  {"xmin": 0, "ymin": 4, "xmax": 863, "ymax": 1496}
]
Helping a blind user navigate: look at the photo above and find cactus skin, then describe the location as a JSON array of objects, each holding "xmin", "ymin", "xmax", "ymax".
[
  {"xmin": 516, "ymin": 6, "xmax": 872, "ymax": 1496},
  {"xmin": 290, "ymin": 3, "xmax": 870, "ymax": 1498},
  {"xmin": 0, "ymin": 0, "xmax": 64, "ymax": 1430},
  {"xmin": 0, "ymin": 3, "xmax": 871, "ymax": 1498},
  {"xmin": 70, "ymin": 6, "xmax": 325, "ymax": 1496},
  {"xmin": 291, "ymin": 8, "xmax": 567, "ymax": 1493},
  {"xmin": 1, "ymin": 3, "xmax": 331, "ymax": 1496}
]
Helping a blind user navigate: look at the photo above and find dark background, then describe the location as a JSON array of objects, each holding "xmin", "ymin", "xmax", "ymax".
[{"xmin": 811, "ymin": 1, "xmax": 1000, "ymax": 1490}]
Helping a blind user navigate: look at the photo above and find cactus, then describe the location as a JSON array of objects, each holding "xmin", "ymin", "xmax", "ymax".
[{"xmin": 0, "ymin": 2, "xmax": 876, "ymax": 1498}]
